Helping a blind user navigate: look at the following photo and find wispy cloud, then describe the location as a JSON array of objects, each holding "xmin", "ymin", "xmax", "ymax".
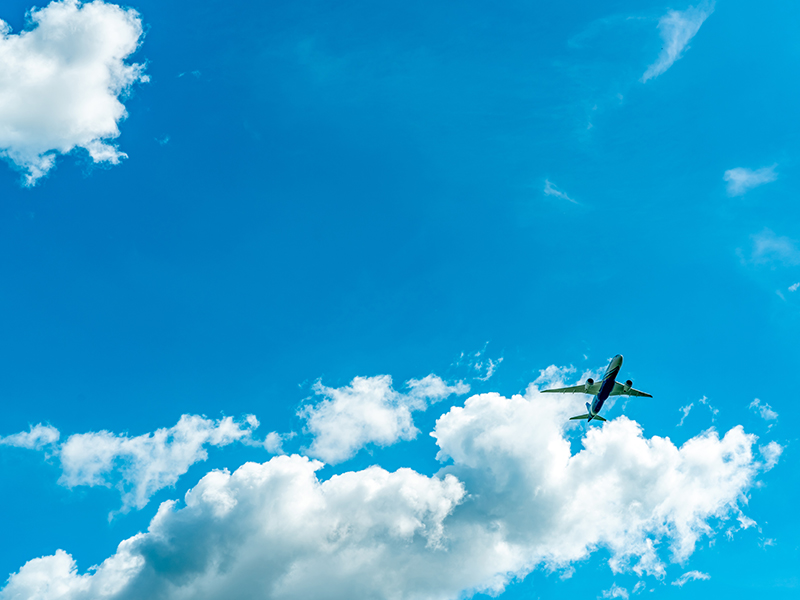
[
  {"xmin": 678, "ymin": 403, "xmax": 693, "ymax": 426},
  {"xmin": 760, "ymin": 442, "xmax": 782, "ymax": 469},
  {"xmin": 678, "ymin": 395, "xmax": 718, "ymax": 426},
  {"xmin": 672, "ymin": 570, "xmax": 711, "ymax": 586},
  {"xmin": 0, "ymin": 424, "xmax": 60, "ymax": 450},
  {"xmin": 747, "ymin": 229, "xmax": 800, "ymax": 266},
  {"xmin": 455, "ymin": 343, "xmax": 504, "ymax": 381},
  {"xmin": 749, "ymin": 398, "xmax": 778, "ymax": 422},
  {"xmin": 642, "ymin": 2, "xmax": 715, "ymax": 82},
  {"xmin": 789, "ymin": 282, "xmax": 800, "ymax": 292},
  {"xmin": 544, "ymin": 179, "xmax": 579, "ymax": 204},
  {"xmin": 724, "ymin": 165, "xmax": 778, "ymax": 196},
  {"xmin": 601, "ymin": 583, "xmax": 629, "ymax": 599}
]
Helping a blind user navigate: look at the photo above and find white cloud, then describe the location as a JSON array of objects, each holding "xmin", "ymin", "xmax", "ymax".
[
  {"xmin": 642, "ymin": 2, "xmax": 715, "ymax": 82},
  {"xmin": 749, "ymin": 398, "xmax": 778, "ymax": 422},
  {"xmin": 300, "ymin": 374, "xmax": 469, "ymax": 464},
  {"xmin": 0, "ymin": 0, "xmax": 147, "ymax": 185},
  {"xmin": 789, "ymin": 282, "xmax": 800, "ymax": 292},
  {"xmin": 678, "ymin": 403, "xmax": 693, "ymax": 426},
  {"xmin": 0, "ymin": 423, "xmax": 60, "ymax": 450},
  {"xmin": 602, "ymin": 583, "xmax": 629, "ymax": 599},
  {"xmin": 58, "ymin": 414, "xmax": 259, "ymax": 513},
  {"xmin": 263, "ymin": 430, "xmax": 296, "ymax": 454},
  {"xmin": 671, "ymin": 570, "xmax": 710, "ymax": 586},
  {"xmin": 747, "ymin": 229, "xmax": 800, "ymax": 266},
  {"xmin": 2, "ymin": 373, "xmax": 777, "ymax": 600},
  {"xmin": 760, "ymin": 442, "xmax": 782, "ymax": 470},
  {"xmin": 724, "ymin": 165, "xmax": 778, "ymax": 196},
  {"xmin": 632, "ymin": 581, "xmax": 646, "ymax": 594},
  {"xmin": 544, "ymin": 179, "xmax": 579, "ymax": 204},
  {"xmin": 680, "ymin": 396, "xmax": 718, "ymax": 426},
  {"xmin": 457, "ymin": 344, "xmax": 504, "ymax": 381},
  {"xmin": 698, "ymin": 395, "xmax": 719, "ymax": 419}
]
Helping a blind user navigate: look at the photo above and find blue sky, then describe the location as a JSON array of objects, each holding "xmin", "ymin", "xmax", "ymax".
[{"xmin": 0, "ymin": 0, "xmax": 797, "ymax": 598}]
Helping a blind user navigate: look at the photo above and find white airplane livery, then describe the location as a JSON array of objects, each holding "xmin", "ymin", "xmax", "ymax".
[{"xmin": 541, "ymin": 354, "xmax": 652, "ymax": 423}]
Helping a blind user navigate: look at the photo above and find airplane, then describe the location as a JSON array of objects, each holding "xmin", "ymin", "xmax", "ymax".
[{"xmin": 541, "ymin": 354, "xmax": 652, "ymax": 423}]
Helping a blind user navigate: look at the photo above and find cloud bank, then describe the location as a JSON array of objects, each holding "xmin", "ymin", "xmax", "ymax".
[
  {"xmin": 724, "ymin": 165, "xmax": 778, "ymax": 196},
  {"xmin": 0, "ymin": 0, "xmax": 147, "ymax": 185},
  {"xmin": 642, "ymin": 2, "xmax": 714, "ymax": 82},
  {"xmin": 0, "ymin": 370, "xmax": 778, "ymax": 600}
]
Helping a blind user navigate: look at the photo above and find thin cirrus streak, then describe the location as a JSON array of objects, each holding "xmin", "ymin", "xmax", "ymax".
[{"xmin": 641, "ymin": 1, "xmax": 715, "ymax": 82}]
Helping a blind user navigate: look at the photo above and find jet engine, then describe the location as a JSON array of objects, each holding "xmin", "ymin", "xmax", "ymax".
[
  {"xmin": 623, "ymin": 380, "xmax": 632, "ymax": 393},
  {"xmin": 584, "ymin": 378, "xmax": 594, "ymax": 393}
]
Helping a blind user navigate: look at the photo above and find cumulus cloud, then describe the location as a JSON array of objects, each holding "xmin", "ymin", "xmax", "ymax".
[
  {"xmin": 642, "ymin": 2, "xmax": 714, "ymax": 82},
  {"xmin": 544, "ymin": 179, "xmax": 579, "ymax": 204},
  {"xmin": 300, "ymin": 374, "xmax": 469, "ymax": 464},
  {"xmin": 0, "ymin": 0, "xmax": 147, "ymax": 185},
  {"xmin": 671, "ymin": 570, "xmax": 710, "ymax": 586},
  {"xmin": 0, "ymin": 423, "xmax": 60, "ymax": 450},
  {"xmin": 1, "ymin": 371, "xmax": 778, "ymax": 600},
  {"xmin": 723, "ymin": 165, "xmax": 778, "ymax": 196},
  {"xmin": 749, "ymin": 398, "xmax": 778, "ymax": 422},
  {"xmin": 747, "ymin": 228, "xmax": 800, "ymax": 266}
]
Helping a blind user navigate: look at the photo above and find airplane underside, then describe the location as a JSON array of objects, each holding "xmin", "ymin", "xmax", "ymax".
[{"xmin": 542, "ymin": 354, "xmax": 651, "ymax": 424}]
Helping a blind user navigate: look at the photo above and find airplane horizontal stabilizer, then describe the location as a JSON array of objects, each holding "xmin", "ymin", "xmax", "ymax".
[{"xmin": 568, "ymin": 414, "xmax": 607, "ymax": 422}]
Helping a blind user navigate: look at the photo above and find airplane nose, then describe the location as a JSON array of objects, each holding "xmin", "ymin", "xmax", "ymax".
[{"xmin": 616, "ymin": 354, "xmax": 624, "ymax": 363}]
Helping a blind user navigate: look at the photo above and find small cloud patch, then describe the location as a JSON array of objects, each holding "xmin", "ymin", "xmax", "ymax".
[
  {"xmin": 671, "ymin": 570, "xmax": 710, "ymax": 587},
  {"xmin": 724, "ymin": 165, "xmax": 777, "ymax": 196},
  {"xmin": 544, "ymin": 179, "xmax": 579, "ymax": 204},
  {"xmin": 749, "ymin": 398, "xmax": 778, "ymax": 422}
]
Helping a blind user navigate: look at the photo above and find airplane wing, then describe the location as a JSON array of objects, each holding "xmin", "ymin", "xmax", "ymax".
[
  {"xmin": 541, "ymin": 382, "xmax": 601, "ymax": 395},
  {"xmin": 609, "ymin": 382, "xmax": 653, "ymax": 397}
]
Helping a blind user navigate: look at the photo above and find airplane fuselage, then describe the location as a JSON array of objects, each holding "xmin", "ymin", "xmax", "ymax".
[{"xmin": 589, "ymin": 354, "xmax": 623, "ymax": 418}]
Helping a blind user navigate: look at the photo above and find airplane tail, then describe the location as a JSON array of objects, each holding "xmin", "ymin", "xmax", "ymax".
[{"xmin": 568, "ymin": 413, "xmax": 606, "ymax": 422}]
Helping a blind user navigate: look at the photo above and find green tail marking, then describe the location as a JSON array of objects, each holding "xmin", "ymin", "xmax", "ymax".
[{"xmin": 569, "ymin": 414, "xmax": 607, "ymax": 422}]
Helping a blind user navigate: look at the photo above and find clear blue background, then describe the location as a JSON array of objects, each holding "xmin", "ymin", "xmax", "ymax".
[{"xmin": 0, "ymin": 0, "xmax": 796, "ymax": 597}]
